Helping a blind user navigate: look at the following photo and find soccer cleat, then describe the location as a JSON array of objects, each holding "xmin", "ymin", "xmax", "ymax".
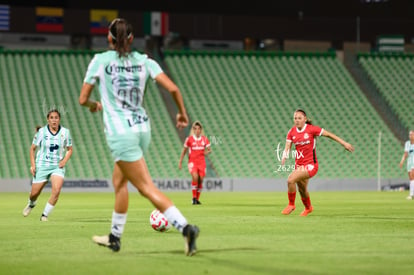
[
  {"xmin": 406, "ymin": 196, "xmax": 413, "ymax": 200},
  {"xmin": 92, "ymin": 234, "xmax": 121, "ymax": 252},
  {"xmin": 183, "ymin": 224, "xmax": 200, "ymax": 256},
  {"xmin": 40, "ymin": 214, "xmax": 48, "ymax": 222},
  {"xmin": 196, "ymin": 200, "xmax": 202, "ymax": 205},
  {"xmin": 300, "ymin": 206, "xmax": 314, "ymax": 217},
  {"xmin": 22, "ymin": 204, "xmax": 35, "ymax": 217},
  {"xmin": 281, "ymin": 205, "xmax": 296, "ymax": 215},
  {"xmin": 192, "ymin": 198, "xmax": 197, "ymax": 205}
]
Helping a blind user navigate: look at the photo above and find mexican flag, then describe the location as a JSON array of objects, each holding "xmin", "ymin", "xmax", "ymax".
[{"xmin": 144, "ymin": 12, "xmax": 169, "ymax": 36}]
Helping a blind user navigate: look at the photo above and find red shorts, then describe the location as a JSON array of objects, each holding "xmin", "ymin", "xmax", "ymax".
[
  {"xmin": 295, "ymin": 162, "xmax": 319, "ymax": 178},
  {"xmin": 188, "ymin": 162, "xmax": 206, "ymax": 177}
]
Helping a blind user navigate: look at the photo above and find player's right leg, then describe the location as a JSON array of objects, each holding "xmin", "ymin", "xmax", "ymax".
[
  {"xmin": 92, "ymin": 234, "xmax": 121, "ymax": 252},
  {"xmin": 23, "ymin": 176, "xmax": 47, "ymax": 217},
  {"xmin": 282, "ymin": 167, "xmax": 309, "ymax": 215},
  {"xmin": 183, "ymin": 224, "xmax": 200, "ymax": 256}
]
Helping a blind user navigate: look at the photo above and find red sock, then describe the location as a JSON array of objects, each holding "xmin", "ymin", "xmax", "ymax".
[
  {"xmin": 301, "ymin": 196, "xmax": 312, "ymax": 209},
  {"xmin": 196, "ymin": 183, "xmax": 202, "ymax": 200},
  {"xmin": 288, "ymin": 192, "xmax": 296, "ymax": 206},
  {"xmin": 191, "ymin": 182, "xmax": 197, "ymax": 198}
]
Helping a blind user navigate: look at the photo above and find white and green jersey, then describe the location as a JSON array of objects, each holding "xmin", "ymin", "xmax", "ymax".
[
  {"xmin": 404, "ymin": 140, "xmax": 414, "ymax": 171},
  {"xmin": 33, "ymin": 125, "xmax": 72, "ymax": 167},
  {"xmin": 83, "ymin": 50, "xmax": 163, "ymax": 136}
]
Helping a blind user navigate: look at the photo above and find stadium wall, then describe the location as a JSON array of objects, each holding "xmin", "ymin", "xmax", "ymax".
[{"xmin": 0, "ymin": 178, "xmax": 406, "ymax": 193}]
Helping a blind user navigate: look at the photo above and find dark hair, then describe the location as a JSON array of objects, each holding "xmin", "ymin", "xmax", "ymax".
[
  {"xmin": 47, "ymin": 109, "xmax": 61, "ymax": 119},
  {"xmin": 193, "ymin": 121, "xmax": 202, "ymax": 129},
  {"xmin": 35, "ymin": 125, "xmax": 41, "ymax": 132},
  {"xmin": 108, "ymin": 18, "xmax": 133, "ymax": 58},
  {"xmin": 295, "ymin": 108, "xmax": 312, "ymax": 125}
]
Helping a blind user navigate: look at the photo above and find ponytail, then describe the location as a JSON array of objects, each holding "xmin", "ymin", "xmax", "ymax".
[{"xmin": 108, "ymin": 18, "xmax": 133, "ymax": 58}]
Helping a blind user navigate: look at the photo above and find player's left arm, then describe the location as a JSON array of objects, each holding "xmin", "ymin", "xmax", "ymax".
[
  {"xmin": 205, "ymin": 145, "xmax": 212, "ymax": 155},
  {"xmin": 59, "ymin": 146, "xmax": 73, "ymax": 168},
  {"xmin": 400, "ymin": 151, "xmax": 408, "ymax": 168},
  {"xmin": 155, "ymin": 73, "xmax": 188, "ymax": 129},
  {"xmin": 322, "ymin": 130, "xmax": 354, "ymax": 152}
]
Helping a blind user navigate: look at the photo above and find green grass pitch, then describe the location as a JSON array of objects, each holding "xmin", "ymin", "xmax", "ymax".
[{"xmin": 1, "ymin": 191, "xmax": 413, "ymax": 275}]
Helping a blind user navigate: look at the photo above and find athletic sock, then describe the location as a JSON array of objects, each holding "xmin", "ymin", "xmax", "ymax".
[
  {"xmin": 42, "ymin": 202, "xmax": 54, "ymax": 216},
  {"xmin": 288, "ymin": 192, "xmax": 296, "ymax": 205},
  {"xmin": 28, "ymin": 199, "xmax": 37, "ymax": 208},
  {"xmin": 196, "ymin": 184, "xmax": 202, "ymax": 200},
  {"xmin": 301, "ymin": 196, "xmax": 312, "ymax": 209},
  {"xmin": 191, "ymin": 182, "xmax": 197, "ymax": 198},
  {"xmin": 163, "ymin": 206, "xmax": 188, "ymax": 233},
  {"xmin": 410, "ymin": 180, "xmax": 414, "ymax": 196},
  {"xmin": 111, "ymin": 211, "xmax": 127, "ymax": 238}
]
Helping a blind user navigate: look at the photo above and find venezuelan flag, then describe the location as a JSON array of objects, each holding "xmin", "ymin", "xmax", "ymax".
[
  {"xmin": 36, "ymin": 7, "xmax": 63, "ymax": 33},
  {"xmin": 90, "ymin": 9, "xmax": 118, "ymax": 35}
]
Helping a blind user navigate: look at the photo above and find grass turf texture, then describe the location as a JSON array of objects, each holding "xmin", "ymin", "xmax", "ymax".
[{"xmin": 1, "ymin": 191, "xmax": 413, "ymax": 275}]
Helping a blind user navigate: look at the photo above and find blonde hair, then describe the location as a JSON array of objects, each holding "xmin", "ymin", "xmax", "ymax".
[{"xmin": 189, "ymin": 120, "xmax": 205, "ymax": 136}]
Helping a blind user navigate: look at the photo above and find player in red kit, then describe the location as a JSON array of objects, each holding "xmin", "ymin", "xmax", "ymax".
[
  {"xmin": 179, "ymin": 121, "xmax": 212, "ymax": 205},
  {"xmin": 280, "ymin": 109, "xmax": 354, "ymax": 216}
]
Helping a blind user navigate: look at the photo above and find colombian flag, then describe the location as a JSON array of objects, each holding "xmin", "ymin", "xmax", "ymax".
[
  {"xmin": 90, "ymin": 9, "xmax": 118, "ymax": 35},
  {"xmin": 36, "ymin": 7, "xmax": 63, "ymax": 33}
]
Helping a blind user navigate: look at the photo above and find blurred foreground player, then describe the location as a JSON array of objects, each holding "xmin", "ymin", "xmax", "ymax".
[{"xmin": 79, "ymin": 18, "xmax": 199, "ymax": 255}]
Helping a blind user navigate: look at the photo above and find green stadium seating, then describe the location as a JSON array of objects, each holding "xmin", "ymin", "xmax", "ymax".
[
  {"xmin": 0, "ymin": 51, "xmax": 186, "ymax": 179},
  {"xmin": 164, "ymin": 51, "xmax": 403, "ymax": 179},
  {"xmin": 358, "ymin": 53, "xmax": 414, "ymax": 130},
  {"xmin": 0, "ymin": 50, "xmax": 405, "ymax": 180}
]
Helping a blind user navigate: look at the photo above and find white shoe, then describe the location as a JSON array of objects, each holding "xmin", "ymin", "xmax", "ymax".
[
  {"xmin": 40, "ymin": 215, "xmax": 48, "ymax": 222},
  {"xmin": 406, "ymin": 196, "xmax": 413, "ymax": 200},
  {"xmin": 22, "ymin": 204, "xmax": 34, "ymax": 217},
  {"xmin": 92, "ymin": 235, "xmax": 110, "ymax": 246},
  {"xmin": 92, "ymin": 234, "xmax": 121, "ymax": 252}
]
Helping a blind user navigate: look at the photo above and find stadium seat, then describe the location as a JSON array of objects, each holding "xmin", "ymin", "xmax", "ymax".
[
  {"xmin": 0, "ymin": 50, "xmax": 405, "ymax": 180},
  {"xmin": 359, "ymin": 54, "xmax": 414, "ymax": 130},
  {"xmin": 164, "ymin": 51, "xmax": 403, "ymax": 179}
]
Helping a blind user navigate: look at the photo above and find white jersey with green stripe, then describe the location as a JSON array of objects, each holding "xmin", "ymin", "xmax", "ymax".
[
  {"xmin": 33, "ymin": 125, "xmax": 72, "ymax": 167},
  {"xmin": 83, "ymin": 50, "xmax": 163, "ymax": 136}
]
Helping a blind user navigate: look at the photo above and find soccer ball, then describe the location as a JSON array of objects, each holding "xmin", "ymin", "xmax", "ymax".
[{"xmin": 149, "ymin": 209, "xmax": 171, "ymax": 232}]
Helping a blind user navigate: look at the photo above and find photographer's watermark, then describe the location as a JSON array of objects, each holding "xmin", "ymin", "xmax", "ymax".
[
  {"xmin": 208, "ymin": 135, "xmax": 223, "ymax": 146},
  {"xmin": 42, "ymin": 98, "xmax": 69, "ymax": 117},
  {"xmin": 273, "ymin": 142, "xmax": 305, "ymax": 173}
]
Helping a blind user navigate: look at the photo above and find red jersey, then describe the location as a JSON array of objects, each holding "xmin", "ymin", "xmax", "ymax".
[
  {"xmin": 184, "ymin": 135, "xmax": 211, "ymax": 164},
  {"xmin": 286, "ymin": 124, "xmax": 324, "ymax": 166}
]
